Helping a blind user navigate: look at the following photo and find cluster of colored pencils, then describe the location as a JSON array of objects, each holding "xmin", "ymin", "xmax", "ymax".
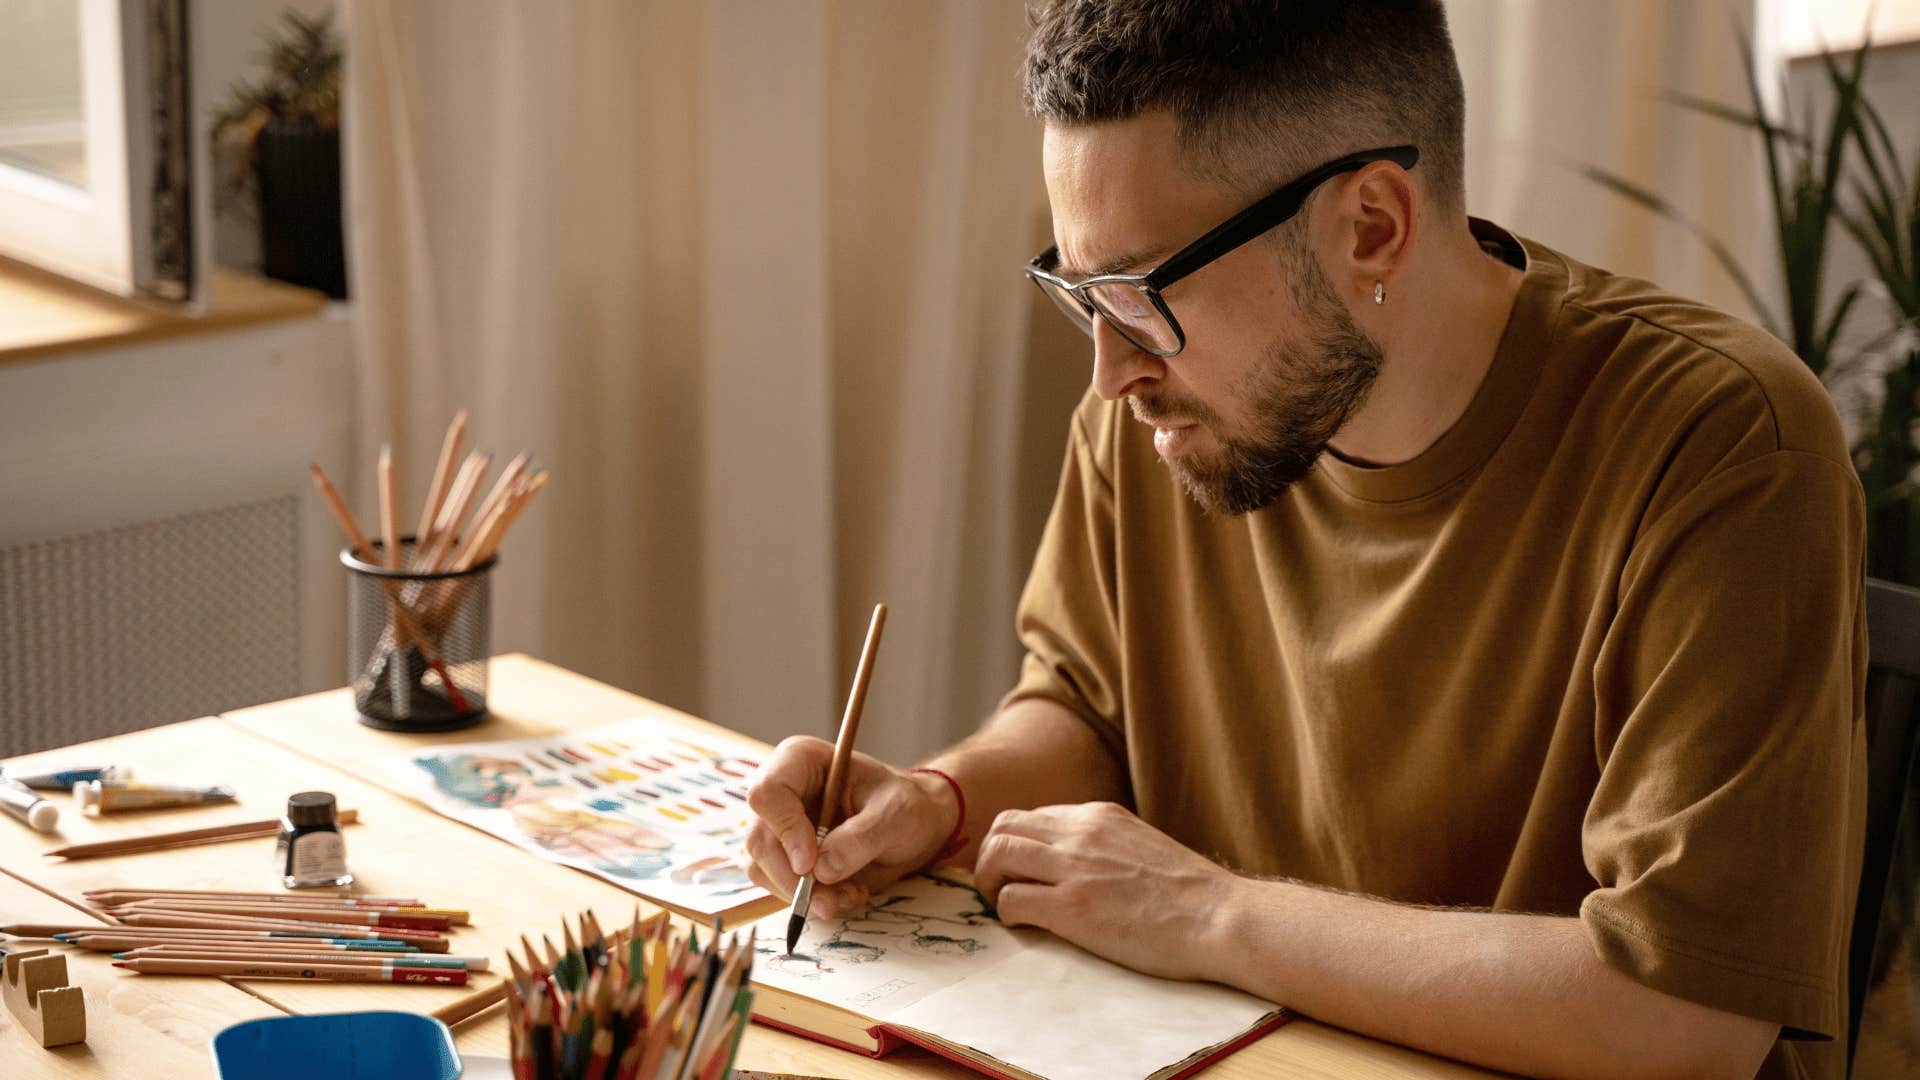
[
  {"xmin": 308, "ymin": 408, "xmax": 548, "ymax": 705},
  {"xmin": 509, "ymin": 910, "xmax": 753, "ymax": 1080},
  {"xmin": 2, "ymin": 888, "xmax": 476, "ymax": 984}
]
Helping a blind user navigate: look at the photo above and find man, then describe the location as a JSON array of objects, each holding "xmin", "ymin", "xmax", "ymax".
[{"xmin": 744, "ymin": 4, "xmax": 1865, "ymax": 1078}]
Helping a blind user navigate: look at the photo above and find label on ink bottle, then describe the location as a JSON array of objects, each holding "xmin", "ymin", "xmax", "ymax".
[{"xmin": 291, "ymin": 831, "xmax": 347, "ymax": 881}]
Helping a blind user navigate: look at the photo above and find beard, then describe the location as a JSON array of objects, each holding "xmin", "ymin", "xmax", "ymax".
[{"xmin": 1131, "ymin": 258, "xmax": 1384, "ymax": 516}]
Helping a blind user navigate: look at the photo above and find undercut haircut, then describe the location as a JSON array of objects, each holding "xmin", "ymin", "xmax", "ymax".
[{"xmin": 1023, "ymin": 0, "xmax": 1467, "ymax": 216}]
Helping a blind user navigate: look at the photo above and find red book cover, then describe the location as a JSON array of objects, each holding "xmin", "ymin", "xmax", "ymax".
[{"xmin": 748, "ymin": 1009, "xmax": 1290, "ymax": 1078}]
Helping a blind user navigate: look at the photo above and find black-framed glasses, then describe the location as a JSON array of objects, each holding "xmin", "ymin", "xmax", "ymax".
[{"xmin": 1024, "ymin": 145, "xmax": 1419, "ymax": 357}]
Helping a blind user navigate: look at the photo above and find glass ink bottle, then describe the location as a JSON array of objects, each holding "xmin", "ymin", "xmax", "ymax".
[{"xmin": 277, "ymin": 790, "xmax": 353, "ymax": 887}]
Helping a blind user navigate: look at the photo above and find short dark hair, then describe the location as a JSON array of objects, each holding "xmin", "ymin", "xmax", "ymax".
[{"xmin": 1023, "ymin": 0, "xmax": 1466, "ymax": 215}]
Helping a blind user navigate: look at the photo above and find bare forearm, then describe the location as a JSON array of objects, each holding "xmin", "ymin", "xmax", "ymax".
[
  {"xmin": 921, "ymin": 697, "xmax": 1129, "ymax": 865},
  {"xmin": 1209, "ymin": 879, "xmax": 1774, "ymax": 1080}
]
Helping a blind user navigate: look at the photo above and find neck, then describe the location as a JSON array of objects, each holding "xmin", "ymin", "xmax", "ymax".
[{"xmin": 1327, "ymin": 218, "xmax": 1527, "ymax": 467}]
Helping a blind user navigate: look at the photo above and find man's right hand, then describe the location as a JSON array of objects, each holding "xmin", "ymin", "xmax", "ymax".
[{"xmin": 744, "ymin": 735, "xmax": 960, "ymax": 917}]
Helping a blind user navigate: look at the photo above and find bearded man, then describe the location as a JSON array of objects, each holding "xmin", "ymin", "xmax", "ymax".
[{"xmin": 746, "ymin": 5, "xmax": 1864, "ymax": 1078}]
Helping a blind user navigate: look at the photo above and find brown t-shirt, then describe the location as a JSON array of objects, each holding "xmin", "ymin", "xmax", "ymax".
[{"xmin": 1003, "ymin": 222, "xmax": 1866, "ymax": 1079}]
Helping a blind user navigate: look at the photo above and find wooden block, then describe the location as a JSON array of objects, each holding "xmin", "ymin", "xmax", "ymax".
[{"xmin": 2, "ymin": 948, "xmax": 86, "ymax": 1048}]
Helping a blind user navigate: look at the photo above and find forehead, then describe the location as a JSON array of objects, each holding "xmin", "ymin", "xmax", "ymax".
[{"xmin": 1041, "ymin": 111, "xmax": 1242, "ymax": 278}]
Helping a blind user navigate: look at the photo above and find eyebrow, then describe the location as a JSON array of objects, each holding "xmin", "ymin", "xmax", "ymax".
[{"xmin": 1055, "ymin": 244, "xmax": 1170, "ymax": 281}]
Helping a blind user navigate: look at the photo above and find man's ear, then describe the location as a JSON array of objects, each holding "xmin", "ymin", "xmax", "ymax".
[{"xmin": 1334, "ymin": 161, "xmax": 1416, "ymax": 301}]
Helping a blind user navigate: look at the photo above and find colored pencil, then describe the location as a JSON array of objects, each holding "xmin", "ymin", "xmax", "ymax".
[
  {"xmin": 107, "ymin": 902, "xmax": 451, "ymax": 931},
  {"xmin": 97, "ymin": 897, "xmax": 466, "ymax": 922},
  {"xmin": 45, "ymin": 808, "xmax": 361, "ymax": 860},
  {"xmin": 119, "ymin": 946, "xmax": 487, "ymax": 970},
  {"xmin": 112, "ymin": 910, "xmax": 441, "ymax": 939},
  {"xmin": 414, "ymin": 407, "xmax": 469, "ymax": 556},
  {"xmin": 58, "ymin": 932, "xmax": 428, "ymax": 952},
  {"xmin": 110, "ymin": 940, "xmax": 422, "ymax": 957},
  {"xmin": 379, "ymin": 444, "xmax": 400, "ymax": 569},
  {"xmin": 84, "ymin": 887, "xmax": 419, "ymax": 905},
  {"xmin": 112, "ymin": 957, "xmax": 467, "ymax": 984}
]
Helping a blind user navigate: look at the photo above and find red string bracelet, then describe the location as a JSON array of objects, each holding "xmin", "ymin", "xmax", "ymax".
[{"xmin": 908, "ymin": 767, "xmax": 969, "ymax": 868}]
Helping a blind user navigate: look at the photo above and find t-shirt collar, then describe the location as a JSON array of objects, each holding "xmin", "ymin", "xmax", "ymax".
[{"xmin": 1312, "ymin": 218, "xmax": 1568, "ymax": 505}]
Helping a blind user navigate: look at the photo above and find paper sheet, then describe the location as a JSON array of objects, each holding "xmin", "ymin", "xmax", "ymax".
[
  {"xmin": 885, "ymin": 938, "xmax": 1280, "ymax": 1080},
  {"xmin": 386, "ymin": 719, "xmax": 769, "ymax": 914},
  {"xmin": 751, "ymin": 875, "xmax": 1280, "ymax": 1079}
]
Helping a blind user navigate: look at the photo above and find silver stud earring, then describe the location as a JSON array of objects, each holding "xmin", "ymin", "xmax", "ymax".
[{"xmin": 1373, "ymin": 281, "xmax": 1386, "ymax": 305}]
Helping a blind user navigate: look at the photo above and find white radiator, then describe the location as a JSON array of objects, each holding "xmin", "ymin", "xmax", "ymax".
[
  {"xmin": 0, "ymin": 497, "xmax": 303, "ymax": 756},
  {"xmin": 0, "ymin": 310, "xmax": 355, "ymax": 756}
]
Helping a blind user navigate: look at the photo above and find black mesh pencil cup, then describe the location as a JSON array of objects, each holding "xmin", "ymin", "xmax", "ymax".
[{"xmin": 342, "ymin": 538, "xmax": 492, "ymax": 731}]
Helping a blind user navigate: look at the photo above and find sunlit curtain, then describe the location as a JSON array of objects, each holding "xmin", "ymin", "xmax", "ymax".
[
  {"xmin": 1452, "ymin": 0, "xmax": 1769, "ymax": 323},
  {"xmin": 343, "ymin": 0, "xmax": 1047, "ymax": 762}
]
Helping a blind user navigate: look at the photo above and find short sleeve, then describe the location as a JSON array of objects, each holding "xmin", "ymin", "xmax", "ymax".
[
  {"xmin": 998, "ymin": 402, "xmax": 1129, "ymax": 769},
  {"xmin": 1583, "ymin": 450, "xmax": 1867, "ymax": 1038}
]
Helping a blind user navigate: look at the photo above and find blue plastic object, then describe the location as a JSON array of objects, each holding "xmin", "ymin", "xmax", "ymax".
[{"xmin": 211, "ymin": 1010, "xmax": 463, "ymax": 1080}]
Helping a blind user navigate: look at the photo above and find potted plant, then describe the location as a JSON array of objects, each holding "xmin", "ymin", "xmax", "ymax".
[{"xmin": 211, "ymin": 9, "xmax": 346, "ymax": 298}]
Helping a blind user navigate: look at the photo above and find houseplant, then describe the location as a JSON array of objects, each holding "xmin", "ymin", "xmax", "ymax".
[{"xmin": 210, "ymin": 9, "xmax": 346, "ymax": 298}]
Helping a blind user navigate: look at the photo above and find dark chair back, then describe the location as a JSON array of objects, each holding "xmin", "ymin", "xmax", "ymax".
[{"xmin": 1850, "ymin": 577, "xmax": 1920, "ymax": 1070}]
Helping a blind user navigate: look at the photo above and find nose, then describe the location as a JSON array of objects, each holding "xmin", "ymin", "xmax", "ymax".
[{"xmin": 1090, "ymin": 316, "xmax": 1164, "ymax": 401}]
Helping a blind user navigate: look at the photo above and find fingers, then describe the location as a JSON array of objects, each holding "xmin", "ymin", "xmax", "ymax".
[
  {"xmin": 993, "ymin": 881, "xmax": 1065, "ymax": 934},
  {"xmin": 745, "ymin": 735, "xmax": 833, "ymax": 875},
  {"xmin": 813, "ymin": 790, "xmax": 909, "ymax": 884},
  {"xmin": 744, "ymin": 819, "xmax": 800, "ymax": 899},
  {"xmin": 973, "ymin": 831, "xmax": 1066, "ymax": 907}
]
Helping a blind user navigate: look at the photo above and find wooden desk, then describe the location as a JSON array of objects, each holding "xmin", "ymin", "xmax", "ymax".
[{"xmin": 2, "ymin": 655, "xmax": 1503, "ymax": 1078}]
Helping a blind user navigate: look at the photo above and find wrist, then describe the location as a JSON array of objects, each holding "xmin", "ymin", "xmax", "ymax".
[
  {"xmin": 1198, "ymin": 871, "xmax": 1261, "ymax": 980},
  {"xmin": 907, "ymin": 766, "xmax": 967, "ymax": 868}
]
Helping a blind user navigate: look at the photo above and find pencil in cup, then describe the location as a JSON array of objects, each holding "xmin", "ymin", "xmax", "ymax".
[
  {"xmin": 309, "ymin": 464, "xmax": 474, "ymax": 714},
  {"xmin": 342, "ymin": 536, "xmax": 492, "ymax": 729}
]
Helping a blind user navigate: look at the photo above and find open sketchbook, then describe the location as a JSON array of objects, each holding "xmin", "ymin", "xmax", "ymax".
[
  {"xmin": 383, "ymin": 718, "xmax": 770, "ymax": 915},
  {"xmin": 749, "ymin": 873, "xmax": 1286, "ymax": 1080}
]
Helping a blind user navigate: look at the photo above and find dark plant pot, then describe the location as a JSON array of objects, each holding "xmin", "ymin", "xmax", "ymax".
[{"xmin": 254, "ymin": 122, "xmax": 347, "ymax": 299}]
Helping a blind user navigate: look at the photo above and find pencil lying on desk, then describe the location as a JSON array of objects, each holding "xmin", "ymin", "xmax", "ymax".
[
  {"xmin": 84, "ymin": 887, "xmax": 421, "ymax": 905},
  {"xmin": 112, "ymin": 957, "xmax": 468, "ymax": 984},
  {"xmin": 44, "ymin": 808, "xmax": 362, "ymax": 859},
  {"xmin": 103, "ymin": 902, "xmax": 452, "ymax": 931},
  {"xmin": 93, "ymin": 896, "xmax": 467, "ymax": 922},
  {"xmin": 101, "ymin": 940, "xmax": 425, "ymax": 957},
  {"xmin": 58, "ymin": 932, "xmax": 438, "ymax": 952},
  {"xmin": 106, "ymin": 899, "xmax": 467, "ymax": 925},
  {"xmin": 116, "ymin": 946, "xmax": 489, "ymax": 970},
  {"xmin": 111, "ymin": 911, "xmax": 444, "ymax": 943}
]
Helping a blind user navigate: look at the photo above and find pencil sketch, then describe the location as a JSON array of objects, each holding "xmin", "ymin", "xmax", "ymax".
[{"xmin": 753, "ymin": 874, "xmax": 997, "ymax": 982}]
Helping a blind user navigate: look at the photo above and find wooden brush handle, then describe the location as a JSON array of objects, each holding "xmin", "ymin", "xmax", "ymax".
[{"xmin": 818, "ymin": 603, "xmax": 887, "ymax": 832}]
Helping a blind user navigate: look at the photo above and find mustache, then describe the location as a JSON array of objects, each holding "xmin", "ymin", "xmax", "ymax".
[{"xmin": 1128, "ymin": 392, "xmax": 1213, "ymax": 428}]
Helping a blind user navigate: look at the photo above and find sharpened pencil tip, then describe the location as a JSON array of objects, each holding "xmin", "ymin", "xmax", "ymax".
[{"xmin": 111, "ymin": 961, "xmax": 128, "ymax": 968}]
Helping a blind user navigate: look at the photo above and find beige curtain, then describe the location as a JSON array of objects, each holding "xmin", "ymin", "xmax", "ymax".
[
  {"xmin": 341, "ymin": 1, "xmax": 1772, "ymax": 764},
  {"xmin": 1451, "ymin": 0, "xmax": 1770, "ymax": 324},
  {"xmin": 343, "ymin": 0, "xmax": 1050, "ymax": 763}
]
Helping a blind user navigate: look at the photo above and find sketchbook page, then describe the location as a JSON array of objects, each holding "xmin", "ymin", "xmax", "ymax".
[
  {"xmin": 883, "ymin": 935, "xmax": 1281, "ymax": 1080},
  {"xmin": 380, "ymin": 718, "xmax": 770, "ymax": 914},
  {"xmin": 749, "ymin": 873, "xmax": 1032, "ymax": 1019}
]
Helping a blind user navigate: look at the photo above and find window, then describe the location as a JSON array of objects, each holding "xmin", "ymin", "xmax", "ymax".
[{"xmin": 0, "ymin": 0, "xmax": 204, "ymax": 304}]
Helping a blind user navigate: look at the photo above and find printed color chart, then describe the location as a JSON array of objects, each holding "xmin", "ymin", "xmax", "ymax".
[{"xmin": 389, "ymin": 719, "xmax": 769, "ymax": 914}]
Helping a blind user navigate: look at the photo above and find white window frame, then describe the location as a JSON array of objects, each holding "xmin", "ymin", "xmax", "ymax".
[{"xmin": 0, "ymin": 0, "xmax": 205, "ymax": 305}]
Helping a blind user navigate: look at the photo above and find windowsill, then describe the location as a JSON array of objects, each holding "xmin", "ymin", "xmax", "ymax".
[{"xmin": 0, "ymin": 254, "xmax": 330, "ymax": 366}]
